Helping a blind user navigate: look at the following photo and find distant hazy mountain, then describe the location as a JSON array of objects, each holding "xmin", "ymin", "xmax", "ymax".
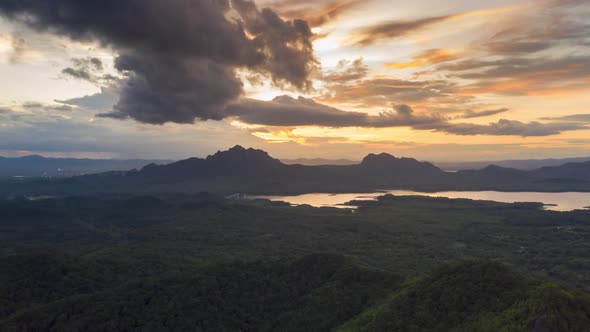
[
  {"xmin": 0, "ymin": 155, "xmax": 173, "ymax": 178},
  {"xmin": 532, "ymin": 161, "xmax": 590, "ymax": 181},
  {"xmin": 437, "ymin": 156, "xmax": 590, "ymax": 171},
  {"xmin": 4, "ymin": 146, "xmax": 590, "ymax": 195},
  {"xmin": 281, "ymin": 158, "xmax": 358, "ymax": 166}
]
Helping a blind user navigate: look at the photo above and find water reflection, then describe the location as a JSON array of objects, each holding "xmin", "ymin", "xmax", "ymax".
[{"xmin": 251, "ymin": 190, "xmax": 590, "ymax": 212}]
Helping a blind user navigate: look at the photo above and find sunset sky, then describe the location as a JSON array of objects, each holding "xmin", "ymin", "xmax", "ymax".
[{"xmin": 0, "ymin": 0, "xmax": 589, "ymax": 161}]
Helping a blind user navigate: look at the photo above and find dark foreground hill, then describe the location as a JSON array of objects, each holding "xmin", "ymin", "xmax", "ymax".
[
  {"xmin": 4, "ymin": 145, "xmax": 590, "ymax": 195},
  {"xmin": 1, "ymin": 254, "xmax": 588, "ymax": 332}
]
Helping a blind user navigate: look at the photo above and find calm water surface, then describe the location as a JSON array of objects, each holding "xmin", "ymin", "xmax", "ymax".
[{"xmin": 252, "ymin": 191, "xmax": 590, "ymax": 211}]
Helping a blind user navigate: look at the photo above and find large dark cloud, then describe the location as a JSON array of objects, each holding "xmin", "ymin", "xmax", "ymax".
[
  {"xmin": 227, "ymin": 96, "xmax": 586, "ymax": 136},
  {"xmin": 100, "ymin": 56, "xmax": 243, "ymax": 124},
  {"xmin": 0, "ymin": 0, "xmax": 317, "ymax": 124},
  {"xmin": 226, "ymin": 96, "xmax": 368, "ymax": 127},
  {"xmin": 227, "ymin": 96, "xmax": 444, "ymax": 127},
  {"xmin": 60, "ymin": 57, "xmax": 117, "ymax": 85},
  {"xmin": 232, "ymin": 0, "xmax": 316, "ymax": 90}
]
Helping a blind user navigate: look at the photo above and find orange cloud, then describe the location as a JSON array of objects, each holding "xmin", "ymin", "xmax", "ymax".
[
  {"xmin": 351, "ymin": 2, "xmax": 526, "ymax": 46},
  {"xmin": 384, "ymin": 48, "xmax": 461, "ymax": 69},
  {"xmin": 268, "ymin": 0, "xmax": 362, "ymax": 27}
]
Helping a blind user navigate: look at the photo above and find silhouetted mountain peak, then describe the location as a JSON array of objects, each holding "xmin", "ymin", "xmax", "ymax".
[
  {"xmin": 207, "ymin": 146, "xmax": 280, "ymax": 166},
  {"xmin": 482, "ymin": 165, "xmax": 507, "ymax": 171},
  {"xmin": 359, "ymin": 152, "xmax": 442, "ymax": 177},
  {"xmin": 138, "ymin": 146, "xmax": 284, "ymax": 180},
  {"xmin": 140, "ymin": 163, "xmax": 159, "ymax": 171},
  {"xmin": 19, "ymin": 155, "xmax": 45, "ymax": 160},
  {"xmin": 361, "ymin": 153, "xmax": 398, "ymax": 164}
]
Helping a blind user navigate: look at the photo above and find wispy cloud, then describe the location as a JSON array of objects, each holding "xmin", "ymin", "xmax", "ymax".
[
  {"xmin": 541, "ymin": 114, "xmax": 590, "ymax": 122},
  {"xmin": 352, "ymin": 15, "xmax": 455, "ymax": 46},
  {"xmin": 457, "ymin": 108, "xmax": 510, "ymax": 119}
]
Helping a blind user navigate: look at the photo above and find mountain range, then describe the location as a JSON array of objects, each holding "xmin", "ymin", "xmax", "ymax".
[
  {"xmin": 3, "ymin": 145, "xmax": 590, "ymax": 195},
  {"xmin": 437, "ymin": 156, "xmax": 590, "ymax": 171},
  {"xmin": 283, "ymin": 156, "xmax": 590, "ymax": 171},
  {"xmin": 0, "ymin": 155, "xmax": 171, "ymax": 178}
]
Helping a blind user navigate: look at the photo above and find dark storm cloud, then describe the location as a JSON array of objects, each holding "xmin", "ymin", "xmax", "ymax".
[
  {"xmin": 226, "ymin": 96, "xmax": 368, "ymax": 127},
  {"xmin": 227, "ymin": 96, "xmax": 444, "ymax": 127},
  {"xmin": 62, "ymin": 67, "xmax": 94, "ymax": 82},
  {"xmin": 231, "ymin": 0, "xmax": 316, "ymax": 90},
  {"xmin": 0, "ymin": 0, "xmax": 259, "ymax": 64},
  {"xmin": 227, "ymin": 96, "xmax": 584, "ymax": 136},
  {"xmin": 0, "ymin": 0, "xmax": 317, "ymax": 124},
  {"xmin": 353, "ymin": 15, "xmax": 454, "ymax": 46},
  {"xmin": 99, "ymin": 56, "xmax": 243, "ymax": 124},
  {"xmin": 61, "ymin": 57, "xmax": 110, "ymax": 83}
]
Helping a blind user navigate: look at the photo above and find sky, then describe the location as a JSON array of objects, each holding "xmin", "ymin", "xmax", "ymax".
[{"xmin": 0, "ymin": 0, "xmax": 589, "ymax": 161}]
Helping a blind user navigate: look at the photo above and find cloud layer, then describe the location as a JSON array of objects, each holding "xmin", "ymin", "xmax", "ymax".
[{"xmin": 228, "ymin": 96, "xmax": 586, "ymax": 136}]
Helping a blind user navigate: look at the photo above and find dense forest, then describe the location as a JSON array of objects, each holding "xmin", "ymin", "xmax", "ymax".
[
  {"xmin": 1, "ymin": 194, "xmax": 590, "ymax": 330},
  {"xmin": 2, "ymin": 254, "xmax": 589, "ymax": 331}
]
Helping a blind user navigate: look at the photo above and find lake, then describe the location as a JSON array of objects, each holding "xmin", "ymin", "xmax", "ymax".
[{"xmin": 250, "ymin": 190, "xmax": 590, "ymax": 211}]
